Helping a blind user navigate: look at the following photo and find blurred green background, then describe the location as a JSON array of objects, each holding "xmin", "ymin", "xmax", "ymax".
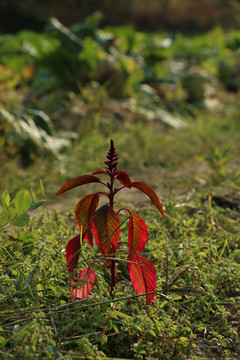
[{"xmin": 1, "ymin": 0, "xmax": 240, "ymax": 200}]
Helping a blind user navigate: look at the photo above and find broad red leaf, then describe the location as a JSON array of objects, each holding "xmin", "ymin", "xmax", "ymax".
[
  {"xmin": 130, "ymin": 182, "xmax": 165, "ymax": 218},
  {"xmin": 70, "ymin": 267, "xmax": 97, "ymax": 300},
  {"xmin": 128, "ymin": 212, "xmax": 148, "ymax": 254},
  {"xmin": 75, "ymin": 193, "xmax": 99, "ymax": 246},
  {"xmin": 115, "ymin": 170, "xmax": 131, "ymax": 188},
  {"xmin": 92, "ymin": 204, "xmax": 120, "ymax": 255},
  {"xmin": 128, "ymin": 254, "xmax": 156, "ymax": 305},
  {"xmin": 91, "ymin": 170, "xmax": 107, "ymax": 175},
  {"xmin": 66, "ymin": 235, "xmax": 81, "ymax": 273},
  {"xmin": 55, "ymin": 175, "xmax": 101, "ymax": 196},
  {"xmin": 85, "ymin": 228, "xmax": 94, "ymax": 247}
]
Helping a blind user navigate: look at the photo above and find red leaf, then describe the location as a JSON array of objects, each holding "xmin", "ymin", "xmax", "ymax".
[
  {"xmin": 128, "ymin": 212, "xmax": 148, "ymax": 253},
  {"xmin": 75, "ymin": 193, "xmax": 99, "ymax": 246},
  {"xmin": 128, "ymin": 254, "xmax": 156, "ymax": 305},
  {"xmin": 70, "ymin": 267, "xmax": 97, "ymax": 300},
  {"xmin": 91, "ymin": 170, "xmax": 107, "ymax": 175},
  {"xmin": 85, "ymin": 228, "xmax": 94, "ymax": 247},
  {"xmin": 115, "ymin": 170, "xmax": 131, "ymax": 188},
  {"xmin": 55, "ymin": 175, "xmax": 101, "ymax": 196},
  {"xmin": 92, "ymin": 204, "xmax": 120, "ymax": 255},
  {"xmin": 66, "ymin": 235, "xmax": 81, "ymax": 273},
  {"xmin": 130, "ymin": 182, "xmax": 164, "ymax": 218}
]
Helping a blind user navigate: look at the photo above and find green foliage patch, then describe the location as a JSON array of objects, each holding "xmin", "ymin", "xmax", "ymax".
[{"xmin": 0, "ymin": 182, "xmax": 239, "ymax": 359}]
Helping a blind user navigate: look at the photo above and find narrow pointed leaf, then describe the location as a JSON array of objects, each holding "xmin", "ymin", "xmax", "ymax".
[
  {"xmin": 66, "ymin": 235, "xmax": 81, "ymax": 273},
  {"xmin": 70, "ymin": 267, "xmax": 97, "ymax": 300},
  {"xmin": 130, "ymin": 182, "xmax": 164, "ymax": 218},
  {"xmin": 128, "ymin": 254, "xmax": 156, "ymax": 305},
  {"xmin": 128, "ymin": 212, "xmax": 148, "ymax": 253},
  {"xmin": 92, "ymin": 204, "xmax": 120, "ymax": 255},
  {"xmin": 75, "ymin": 193, "xmax": 99, "ymax": 246},
  {"xmin": 55, "ymin": 175, "xmax": 101, "ymax": 196},
  {"xmin": 27, "ymin": 200, "xmax": 45, "ymax": 212},
  {"xmin": 115, "ymin": 170, "xmax": 131, "ymax": 188}
]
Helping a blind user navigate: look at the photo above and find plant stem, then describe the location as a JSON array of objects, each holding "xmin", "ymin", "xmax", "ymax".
[
  {"xmin": 110, "ymin": 258, "xmax": 116, "ymax": 298},
  {"xmin": 109, "ymin": 172, "xmax": 116, "ymax": 298},
  {"xmin": 109, "ymin": 172, "xmax": 114, "ymax": 209}
]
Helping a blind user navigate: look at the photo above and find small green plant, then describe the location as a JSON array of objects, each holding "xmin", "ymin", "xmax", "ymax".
[
  {"xmin": 0, "ymin": 189, "xmax": 45, "ymax": 232},
  {"xmin": 56, "ymin": 139, "xmax": 164, "ymax": 304},
  {"xmin": 196, "ymin": 146, "xmax": 234, "ymax": 183}
]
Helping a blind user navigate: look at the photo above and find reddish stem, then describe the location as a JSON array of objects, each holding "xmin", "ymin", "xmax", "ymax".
[
  {"xmin": 118, "ymin": 241, "xmax": 138, "ymax": 255},
  {"xmin": 91, "ymin": 259, "xmax": 111, "ymax": 269},
  {"xmin": 117, "ymin": 207, "xmax": 131, "ymax": 215},
  {"xmin": 114, "ymin": 185, "xmax": 126, "ymax": 194},
  {"xmin": 116, "ymin": 248, "xmax": 129, "ymax": 254},
  {"xmin": 109, "ymin": 172, "xmax": 116, "ymax": 297}
]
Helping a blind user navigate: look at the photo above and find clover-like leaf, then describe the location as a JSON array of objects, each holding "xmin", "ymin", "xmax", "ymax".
[
  {"xmin": 15, "ymin": 189, "xmax": 32, "ymax": 215},
  {"xmin": 2, "ymin": 190, "xmax": 10, "ymax": 207}
]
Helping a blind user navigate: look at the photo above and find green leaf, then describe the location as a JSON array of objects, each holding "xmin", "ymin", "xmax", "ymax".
[
  {"xmin": 22, "ymin": 270, "xmax": 36, "ymax": 291},
  {"xmin": 0, "ymin": 206, "xmax": 16, "ymax": 226},
  {"xmin": 27, "ymin": 200, "xmax": 45, "ymax": 212},
  {"xmin": 26, "ymin": 109, "xmax": 55, "ymax": 136},
  {"xmin": 46, "ymin": 17, "xmax": 83, "ymax": 53},
  {"xmin": 2, "ymin": 190, "xmax": 10, "ymax": 207},
  {"xmin": 1, "ymin": 197, "xmax": 9, "ymax": 215},
  {"xmin": 112, "ymin": 310, "xmax": 131, "ymax": 319},
  {"xmin": 15, "ymin": 190, "xmax": 32, "ymax": 215},
  {"xmin": 11, "ymin": 213, "xmax": 30, "ymax": 227}
]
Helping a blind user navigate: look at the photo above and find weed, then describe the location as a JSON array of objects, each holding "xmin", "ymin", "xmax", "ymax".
[
  {"xmin": 196, "ymin": 145, "xmax": 234, "ymax": 184},
  {"xmin": 56, "ymin": 139, "xmax": 165, "ymax": 304},
  {"xmin": 0, "ymin": 189, "xmax": 45, "ymax": 232}
]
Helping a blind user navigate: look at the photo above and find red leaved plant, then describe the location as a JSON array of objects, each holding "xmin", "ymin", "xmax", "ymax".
[{"xmin": 56, "ymin": 140, "xmax": 164, "ymax": 305}]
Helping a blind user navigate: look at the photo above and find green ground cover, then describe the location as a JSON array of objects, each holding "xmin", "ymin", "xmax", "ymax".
[{"xmin": 0, "ymin": 15, "xmax": 240, "ymax": 359}]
